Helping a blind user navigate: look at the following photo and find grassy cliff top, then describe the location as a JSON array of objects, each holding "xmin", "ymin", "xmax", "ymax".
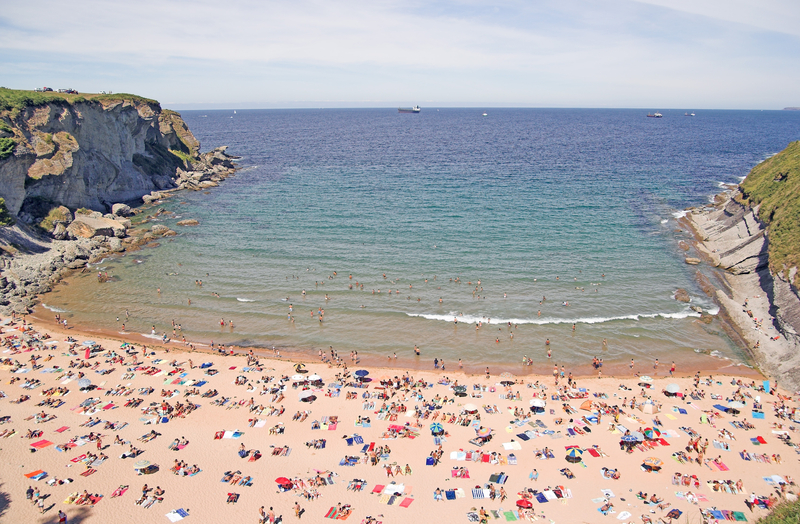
[
  {"xmin": 739, "ymin": 140, "xmax": 800, "ymax": 283},
  {"xmin": 0, "ymin": 87, "xmax": 159, "ymax": 113}
]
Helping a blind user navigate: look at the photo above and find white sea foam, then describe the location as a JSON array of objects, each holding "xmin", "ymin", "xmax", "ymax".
[
  {"xmin": 42, "ymin": 304, "xmax": 67, "ymax": 313},
  {"xmin": 672, "ymin": 210, "xmax": 688, "ymax": 219},
  {"xmin": 237, "ymin": 298, "xmax": 255, "ymax": 302},
  {"xmin": 140, "ymin": 333, "xmax": 164, "ymax": 340},
  {"xmin": 707, "ymin": 307, "xmax": 720, "ymax": 315},
  {"xmin": 406, "ymin": 309, "xmax": 701, "ymax": 326},
  {"xmin": 660, "ymin": 219, "xmax": 669, "ymax": 224}
]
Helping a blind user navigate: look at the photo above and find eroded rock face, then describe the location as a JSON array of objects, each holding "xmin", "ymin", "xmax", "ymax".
[
  {"xmin": 0, "ymin": 100, "xmax": 201, "ymax": 217},
  {"xmin": 112, "ymin": 203, "xmax": 132, "ymax": 217}
]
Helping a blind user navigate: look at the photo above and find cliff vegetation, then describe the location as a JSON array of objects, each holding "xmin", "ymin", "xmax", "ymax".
[{"xmin": 739, "ymin": 141, "xmax": 800, "ymax": 286}]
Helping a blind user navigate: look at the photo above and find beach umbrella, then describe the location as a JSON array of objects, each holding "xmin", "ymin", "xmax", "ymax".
[
  {"xmin": 429, "ymin": 422, "xmax": 443, "ymax": 434},
  {"xmin": 727, "ymin": 400, "xmax": 745, "ymax": 409},
  {"xmin": 299, "ymin": 390, "xmax": 315, "ymax": 400},
  {"xmin": 643, "ymin": 427, "xmax": 662, "ymax": 440},
  {"xmin": 291, "ymin": 374, "xmax": 305, "ymax": 382},
  {"xmin": 530, "ymin": 399, "xmax": 546, "ymax": 408},
  {"xmin": 639, "ymin": 400, "xmax": 659, "ymax": 414},
  {"xmin": 275, "ymin": 477, "xmax": 291, "ymax": 484},
  {"xmin": 463, "ymin": 403, "xmax": 479, "ymax": 413},
  {"xmin": 665, "ymin": 383, "xmax": 681, "ymax": 394},
  {"xmin": 643, "ymin": 457, "xmax": 663, "ymax": 469},
  {"xmin": 134, "ymin": 460, "xmax": 150, "ymax": 468},
  {"xmin": 82, "ymin": 340, "xmax": 96, "ymax": 346},
  {"xmin": 631, "ymin": 431, "xmax": 645, "ymax": 442},
  {"xmin": 453, "ymin": 385, "xmax": 467, "ymax": 393},
  {"xmin": 639, "ymin": 375, "xmax": 653, "ymax": 383},
  {"xmin": 516, "ymin": 499, "xmax": 533, "ymax": 509},
  {"xmin": 300, "ymin": 394, "xmax": 317, "ymax": 403},
  {"xmin": 294, "ymin": 363, "xmax": 305, "ymax": 371},
  {"xmin": 580, "ymin": 400, "xmax": 593, "ymax": 411},
  {"xmin": 621, "ymin": 434, "xmax": 638, "ymax": 442},
  {"xmin": 77, "ymin": 378, "xmax": 92, "ymax": 389},
  {"xmin": 308, "ymin": 374, "xmax": 322, "ymax": 382},
  {"xmin": 565, "ymin": 448, "xmax": 583, "ymax": 463},
  {"xmin": 476, "ymin": 427, "xmax": 492, "ymax": 438}
]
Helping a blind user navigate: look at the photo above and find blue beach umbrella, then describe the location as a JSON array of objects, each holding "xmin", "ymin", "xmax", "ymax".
[
  {"xmin": 621, "ymin": 434, "xmax": 638, "ymax": 442},
  {"xmin": 429, "ymin": 422, "xmax": 443, "ymax": 434},
  {"xmin": 354, "ymin": 370, "xmax": 369, "ymax": 378},
  {"xmin": 82, "ymin": 340, "xmax": 96, "ymax": 346}
]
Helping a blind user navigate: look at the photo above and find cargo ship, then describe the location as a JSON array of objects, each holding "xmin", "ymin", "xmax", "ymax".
[{"xmin": 398, "ymin": 105, "xmax": 421, "ymax": 113}]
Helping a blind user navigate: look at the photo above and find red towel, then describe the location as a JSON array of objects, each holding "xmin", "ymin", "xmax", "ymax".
[
  {"xmin": 24, "ymin": 470, "xmax": 44, "ymax": 478},
  {"xmin": 399, "ymin": 497, "xmax": 414, "ymax": 507},
  {"xmin": 658, "ymin": 438, "xmax": 670, "ymax": 446},
  {"xmin": 586, "ymin": 448, "xmax": 600, "ymax": 458},
  {"xmin": 372, "ymin": 484, "xmax": 385, "ymax": 494},
  {"xmin": 30, "ymin": 439, "xmax": 53, "ymax": 449},
  {"xmin": 55, "ymin": 426, "xmax": 70, "ymax": 433},
  {"xmin": 756, "ymin": 436, "xmax": 767, "ymax": 445}
]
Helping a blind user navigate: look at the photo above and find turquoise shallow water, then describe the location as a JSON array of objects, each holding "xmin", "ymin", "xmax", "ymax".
[{"xmin": 41, "ymin": 108, "xmax": 800, "ymax": 371}]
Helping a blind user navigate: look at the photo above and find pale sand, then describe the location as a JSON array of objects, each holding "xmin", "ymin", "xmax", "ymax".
[{"xmin": 1, "ymin": 316, "xmax": 798, "ymax": 524}]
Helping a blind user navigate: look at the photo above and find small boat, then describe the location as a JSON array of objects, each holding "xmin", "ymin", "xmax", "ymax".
[
  {"xmin": 684, "ymin": 112, "xmax": 695, "ymax": 116},
  {"xmin": 646, "ymin": 112, "xmax": 663, "ymax": 118},
  {"xmin": 398, "ymin": 105, "xmax": 421, "ymax": 113},
  {"xmin": 482, "ymin": 112, "xmax": 488, "ymax": 116}
]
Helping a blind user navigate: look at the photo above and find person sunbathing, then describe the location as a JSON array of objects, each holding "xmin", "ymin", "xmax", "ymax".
[
  {"xmin": 649, "ymin": 494, "xmax": 662, "ymax": 504},
  {"xmin": 599, "ymin": 501, "xmax": 614, "ymax": 514}
]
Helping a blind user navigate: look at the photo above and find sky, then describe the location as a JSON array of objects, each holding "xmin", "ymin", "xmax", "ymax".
[{"xmin": 1, "ymin": 0, "xmax": 799, "ymax": 109}]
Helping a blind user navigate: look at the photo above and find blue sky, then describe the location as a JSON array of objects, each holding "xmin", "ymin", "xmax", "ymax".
[{"xmin": 1, "ymin": 0, "xmax": 798, "ymax": 109}]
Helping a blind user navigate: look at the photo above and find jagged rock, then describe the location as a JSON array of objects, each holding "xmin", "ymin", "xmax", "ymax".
[
  {"xmin": 674, "ymin": 288, "xmax": 691, "ymax": 303},
  {"xmin": 67, "ymin": 216, "xmax": 126, "ymax": 239},
  {"xmin": 114, "ymin": 218, "xmax": 132, "ymax": 229},
  {"xmin": 52, "ymin": 222, "xmax": 68, "ymax": 240},
  {"xmin": 162, "ymin": 229, "xmax": 177, "ymax": 237},
  {"xmin": 177, "ymin": 219, "xmax": 199, "ymax": 226},
  {"xmin": 690, "ymin": 305, "xmax": 703, "ymax": 313},
  {"xmin": 112, "ymin": 203, "xmax": 132, "ymax": 217},
  {"xmin": 150, "ymin": 224, "xmax": 169, "ymax": 236},
  {"xmin": 198, "ymin": 180, "xmax": 218, "ymax": 189},
  {"xmin": 685, "ymin": 257, "xmax": 701, "ymax": 265}
]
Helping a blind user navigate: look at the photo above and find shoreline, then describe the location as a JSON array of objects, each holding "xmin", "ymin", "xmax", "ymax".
[{"xmin": 28, "ymin": 304, "xmax": 764, "ymax": 383}]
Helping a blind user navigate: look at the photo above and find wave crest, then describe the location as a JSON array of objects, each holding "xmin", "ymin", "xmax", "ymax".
[{"xmin": 406, "ymin": 310, "xmax": 701, "ymax": 325}]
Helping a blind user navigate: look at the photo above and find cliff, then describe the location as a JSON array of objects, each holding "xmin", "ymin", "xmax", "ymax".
[
  {"xmin": 0, "ymin": 88, "xmax": 234, "ymax": 227},
  {"xmin": 686, "ymin": 142, "xmax": 800, "ymax": 391}
]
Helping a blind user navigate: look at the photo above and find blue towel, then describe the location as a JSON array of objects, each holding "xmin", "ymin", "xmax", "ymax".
[
  {"xmin": 346, "ymin": 438, "xmax": 354, "ymax": 446},
  {"xmin": 445, "ymin": 490, "xmax": 456, "ymax": 500},
  {"xmin": 516, "ymin": 433, "xmax": 530, "ymax": 441},
  {"xmin": 472, "ymin": 489, "xmax": 485, "ymax": 499},
  {"xmin": 360, "ymin": 444, "xmax": 369, "ymax": 453},
  {"xmin": 426, "ymin": 457, "xmax": 435, "ymax": 466},
  {"xmin": 354, "ymin": 435, "xmax": 364, "ymax": 444},
  {"xmin": 535, "ymin": 493, "xmax": 547, "ymax": 503}
]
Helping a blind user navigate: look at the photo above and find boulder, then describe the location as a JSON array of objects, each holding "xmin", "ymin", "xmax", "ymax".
[
  {"xmin": 684, "ymin": 257, "xmax": 701, "ymax": 265},
  {"xmin": 52, "ymin": 223, "xmax": 68, "ymax": 240},
  {"xmin": 107, "ymin": 237, "xmax": 124, "ymax": 252},
  {"xmin": 177, "ymin": 219, "xmax": 199, "ymax": 226},
  {"xmin": 112, "ymin": 203, "xmax": 132, "ymax": 217},
  {"xmin": 150, "ymin": 224, "xmax": 169, "ymax": 236},
  {"xmin": 67, "ymin": 216, "xmax": 126, "ymax": 239},
  {"xmin": 674, "ymin": 288, "xmax": 691, "ymax": 303}
]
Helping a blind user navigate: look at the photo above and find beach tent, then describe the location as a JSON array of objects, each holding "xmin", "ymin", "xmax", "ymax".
[{"xmin": 638, "ymin": 400, "xmax": 659, "ymax": 414}]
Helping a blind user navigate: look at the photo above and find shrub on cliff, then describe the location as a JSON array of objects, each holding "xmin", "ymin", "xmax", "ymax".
[
  {"xmin": 0, "ymin": 198, "xmax": 14, "ymax": 226},
  {"xmin": 740, "ymin": 141, "xmax": 800, "ymax": 286},
  {"xmin": 0, "ymin": 137, "xmax": 14, "ymax": 160}
]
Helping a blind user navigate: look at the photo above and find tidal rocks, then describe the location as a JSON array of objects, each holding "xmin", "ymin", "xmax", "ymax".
[
  {"xmin": 176, "ymin": 219, "xmax": 199, "ymax": 226},
  {"xmin": 684, "ymin": 257, "xmax": 701, "ymax": 265},
  {"xmin": 674, "ymin": 288, "xmax": 691, "ymax": 303},
  {"xmin": 112, "ymin": 203, "xmax": 132, "ymax": 217}
]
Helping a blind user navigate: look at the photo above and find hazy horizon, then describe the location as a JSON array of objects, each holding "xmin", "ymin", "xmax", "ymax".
[{"xmin": 2, "ymin": 0, "xmax": 799, "ymax": 110}]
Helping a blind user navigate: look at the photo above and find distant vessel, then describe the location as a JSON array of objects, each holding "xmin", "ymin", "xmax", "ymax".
[
  {"xmin": 685, "ymin": 112, "xmax": 695, "ymax": 116},
  {"xmin": 482, "ymin": 112, "xmax": 488, "ymax": 116},
  {"xmin": 398, "ymin": 106, "xmax": 421, "ymax": 113},
  {"xmin": 646, "ymin": 112, "xmax": 663, "ymax": 118}
]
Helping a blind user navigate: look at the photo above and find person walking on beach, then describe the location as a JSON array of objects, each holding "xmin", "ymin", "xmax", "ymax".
[
  {"xmin": 294, "ymin": 501, "xmax": 303, "ymax": 518},
  {"xmin": 630, "ymin": 359, "xmax": 634, "ymax": 370},
  {"xmin": 670, "ymin": 361, "xmax": 676, "ymax": 376},
  {"xmin": 58, "ymin": 509, "xmax": 67, "ymax": 523}
]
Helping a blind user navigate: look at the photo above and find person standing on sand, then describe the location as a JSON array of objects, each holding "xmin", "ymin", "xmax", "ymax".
[
  {"xmin": 294, "ymin": 501, "xmax": 303, "ymax": 518},
  {"xmin": 670, "ymin": 362, "xmax": 676, "ymax": 376},
  {"xmin": 58, "ymin": 509, "xmax": 67, "ymax": 523},
  {"xmin": 630, "ymin": 359, "xmax": 634, "ymax": 370}
]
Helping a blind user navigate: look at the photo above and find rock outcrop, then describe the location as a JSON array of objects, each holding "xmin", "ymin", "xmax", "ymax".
[
  {"xmin": 0, "ymin": 90, "xmax": 238, "ymax": 232},
  {"xmin": 687, "ymin": 190, "xmax": 800, "ymax": 391}
]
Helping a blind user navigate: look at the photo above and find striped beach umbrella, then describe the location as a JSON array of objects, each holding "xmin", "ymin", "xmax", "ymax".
[{"xmin": 643, "ymin": 427, "xmax": 661, "ymax": 440}]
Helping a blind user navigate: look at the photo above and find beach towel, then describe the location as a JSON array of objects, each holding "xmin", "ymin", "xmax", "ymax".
[
  {"xmin": 733, "ymin": 511, "xmax": 748, "ymax": 521},
  {"xmin": 399, "ymin": 497, "xmax": 414, "ymax": 507},
  {"xmin": 504, "ymin": 511, "xmax": 517, "ymax": 521},
  {"xmin": 372, "ymin": 484, "xmax": 385, "ymax": 494},
  {"xmin": 517, "ymin": 433, "xmax": 530, "ymax": 441},
  {"xmin": 325, "ymin": 507, "xmax": 338, "ymax": 519},
  {"xmin": 617, "ymin": 511, "xmax": 631, "ymax": 520},
  {"xmin": 587, "ymin": 448, "xmax": 600, "ymax": 458},
  {"xmin": 535, "ymin": 493, "xmax": 547, "ymax": 503},
  {"xmin": 445, "ymin": 490, "xmax": 456, "ymax": 500},
  {"xmin": 30, "ymin": 439, "xmax": 53, "ymax": 449},
  {"xmin": 752, "ymin": 411, "xmax": 765, "ymax": 419},
  {"xmin": 24, "ymin": 470, "xmax": 45, "ymax": 479},
  {"xmin": 756, "ymin": 436, "xmax": 767, "ymax": 444},
  {"xmin": 472, "ymin": 489, "xmax": 485, "ymax": 499},
  {"xmin": 55, "ymin": 426, "xmax": 70, "ymax": 433}
]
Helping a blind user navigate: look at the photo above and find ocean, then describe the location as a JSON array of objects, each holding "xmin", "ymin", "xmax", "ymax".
[{"xmin": 40, "ymin": 108, "xmax": 800, "ymax": 374}]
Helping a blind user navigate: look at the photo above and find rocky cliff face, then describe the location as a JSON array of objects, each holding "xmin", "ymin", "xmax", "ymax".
[
  {"xmin": 689, "ymin": 192, "xmax": 800, "ymax": 390},
  {"xmin": 0, "ymin": 98, "xmax": 200, "ymax": 222}
]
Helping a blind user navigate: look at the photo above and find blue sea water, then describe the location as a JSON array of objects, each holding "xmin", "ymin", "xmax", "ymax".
[{"xmin": 42, "ymin": 108, "xmax": 800, "ymax": 372}]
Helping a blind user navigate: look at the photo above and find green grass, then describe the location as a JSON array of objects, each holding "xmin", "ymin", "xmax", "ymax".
[
  {"xmin": 0, "ymin": 87, "xmax": 160, "ymax": 114},
  {"xmin": 169, "ymin": 149, "xmax": 194, "ymax": 164},
  {"xmin": 0, "ymin": 137, "xmax": 15, "ymax": 160},
  {"xmin": 0, "ymin": 120, "xmax": 12, "ymax": 133},
  {"xmin": 755, "ymin": 499, "xmax": 800, "ymax": 524},
  {"xmin": 740, "ymin": 141, "xmax": 800, "ymax": 286},
  {"xmin": 0, "ymin": 198, "xmax": 14, "ymax": 226}
]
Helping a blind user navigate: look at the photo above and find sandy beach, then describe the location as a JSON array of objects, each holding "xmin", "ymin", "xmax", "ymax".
[{"xmin": 1, "ymin": 314, "xmax": 798, "ymax": 524}]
